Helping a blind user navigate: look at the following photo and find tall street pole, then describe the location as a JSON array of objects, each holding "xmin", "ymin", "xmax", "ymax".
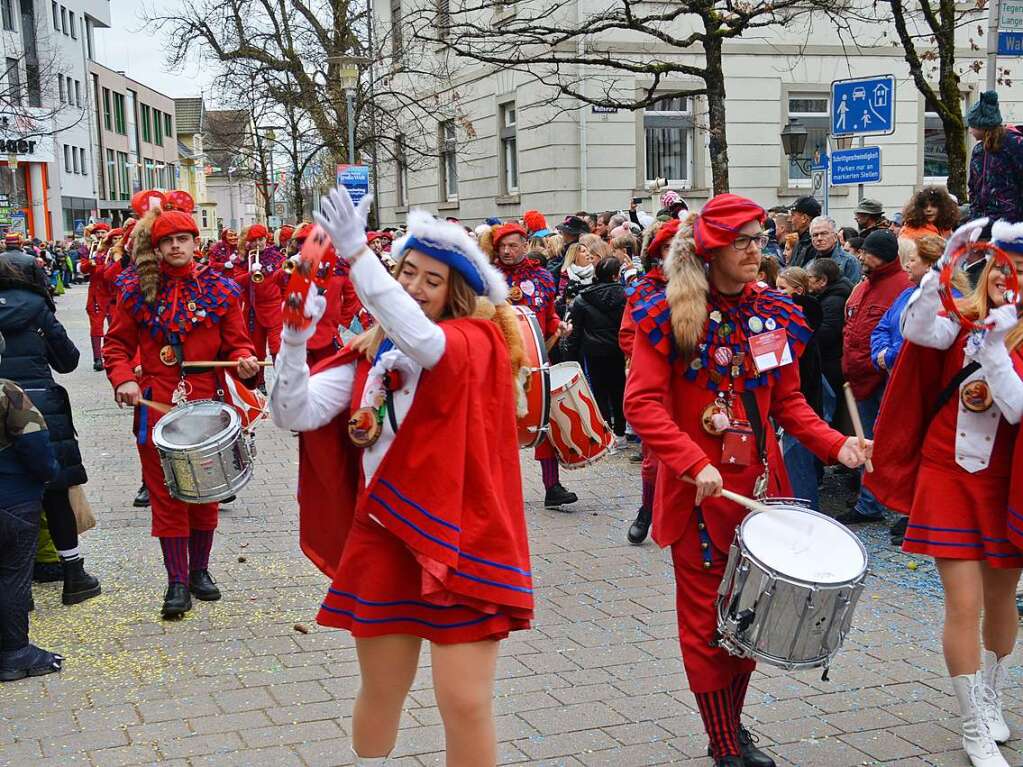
[
  {"xmin": 346, "ymin": 89, "xmax": 356, "ymax": 165},
  {"xmin": 987, "ymin": 0, "xmax": 1001, "ymax": 90}
]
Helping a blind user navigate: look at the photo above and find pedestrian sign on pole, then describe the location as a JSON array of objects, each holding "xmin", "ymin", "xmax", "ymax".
[
  {"xmin": 830, "ymin": 146, "xmax": 883, "ymax": 186},
  {"xmin": 831, "ymin": 75, "xmax": 896, "ymax": 137},
  {"xmin": 336, "ymin": 164, "xmax": 370, "ymax": 205}
]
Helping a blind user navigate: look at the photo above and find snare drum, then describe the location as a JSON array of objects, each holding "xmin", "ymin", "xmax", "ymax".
[
  {"xmin": 716, "ymin": 500, "xmax": 867, "ymax": 671},
  {"xmin": 152, "ymin": 400, "xmax": 255, "ymax": 504},
  {"xmin": 512, "ymin": 305, "xmax": 551, "ymax": 448},
  {"xmin": 547, "ymin": 362, "xmax": 613, "ymax": 469}
]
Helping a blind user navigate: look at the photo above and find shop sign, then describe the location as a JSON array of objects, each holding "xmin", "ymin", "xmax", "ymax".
[{"xmin": 0, "ymin": 110, "xmax": 56, "ymax": 163}]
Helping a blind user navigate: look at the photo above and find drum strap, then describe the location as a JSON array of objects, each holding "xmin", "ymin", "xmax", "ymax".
[
  {"xmin": 385, "ymin": 388, "xmax": 399, "ymax": 434},
  {"xmin": 933, "ymin": 361, "xmax": 980, "ymax": 415},
  {"xmin": 738, "ymin": 391, "xmax": 768, "ymax": 465}
]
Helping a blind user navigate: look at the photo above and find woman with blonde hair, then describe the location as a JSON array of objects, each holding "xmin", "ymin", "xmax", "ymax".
[
  {"xmin": 271, "ymin": 187, "xmax": 532, "ymax": 767},
  {"xmin": 558, "ymin": 233, "xmax": 607, "ymax": 311},
  {"xmin": 868, "ymin": 220, "xmax": 1023, "ymax": 767}
]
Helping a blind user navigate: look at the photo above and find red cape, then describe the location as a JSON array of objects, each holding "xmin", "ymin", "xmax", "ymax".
[{"xmin": 297, "ymin": 319, "xmax": 532, "ymax": 613}]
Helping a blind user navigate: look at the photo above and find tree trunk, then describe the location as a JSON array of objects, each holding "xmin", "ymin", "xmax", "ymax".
[
  {"xmin": 942, "ymin": 114, "xmax": 968, "ymax": 202},
  {"xmin": 702, "ymin": 35, "xmax": 730, "ymax": 195}
]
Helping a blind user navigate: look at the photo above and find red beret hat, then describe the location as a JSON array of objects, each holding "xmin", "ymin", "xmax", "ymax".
[
  {"xmin": 693, "ymin": 194, "xmax": 766, "ymax": 261},
  {"xmin": 276, "ymin": 225, "xmax": 295, "ymax": 246},
  {"xmin": 92, "ymin": 222, "xmax": 111, "ymax": 233},
  {"xmin": 150, "ymin": 210, "xmax": 200, "ymax": 248},
  {"xmin": 493, "ymin": 222, "xmax": 528, "ymax": 246},
  {"xmin": 522, "ymin": 210, "xmax": 548, "ymax": 234},
  {"xmin": 246, "ymin": 224, "xmax": 270, "ymax": 241},
  {"xmin": 646, "ymin": 219, "xmax": 681, "ymax": 263}
]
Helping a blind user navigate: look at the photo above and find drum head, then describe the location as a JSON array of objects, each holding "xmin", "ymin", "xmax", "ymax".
[
  {"xmin": 157, "ymin": 402, "xmax": 236, "ymax": 448},
  {"xmin": 549, "ymin": 362, "xmax": 581, "ymax": 393},
  {"xmin": 742, "ymin": 508, "xmax": 865, "ymax": 584}
]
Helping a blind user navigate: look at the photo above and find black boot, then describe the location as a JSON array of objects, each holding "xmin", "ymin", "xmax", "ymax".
[
  {"xmin": 161, "ymin": 583, "xmax": 192, "ymax": 618},
  {"xmin": 61, "ymin": 559, "xmax": 101, "ymax": 605},
  {"xmin": 133, "ymin": 485, "xmax": 150, "ymax": 508},
  {"xmin": 738, "ymin": 726, "xmax": 775, "ymax": 767},
  {"xmin": 544, "ymin": 483, "xmax": 578, "ymax": 509},
  {"xmin": 714, "ymin": 758, "xmax": 744, "ymax": 767},
  {"xmin": 189, "ymin": 570, "xmax": 221, "ymax": 601},
  {"xmin": 889, "ymin": 516, "xmax": 908, "ymax": 546},
  {"xmin": 92, "ymin": 358, "xmax": 104, "ymax": 371},
  {"xmin": 0, "ymin": 645, "xmax": 64, "ymax": 682},
  {"xmin": 627, "ymin": 507, "xmax": 652, "ymax": 545}
]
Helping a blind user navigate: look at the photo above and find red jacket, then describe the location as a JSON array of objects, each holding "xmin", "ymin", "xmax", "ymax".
[
  {"xmin": 842, "ymin": 259, "xmax": 911, "ymax": 400},
  {"xmin": 82, "ymin": 251, "xmax": 111, "ymax": 317},
  {"xmin": 236, "ymin": 246, "xmax": 286, "ymax": 329}
]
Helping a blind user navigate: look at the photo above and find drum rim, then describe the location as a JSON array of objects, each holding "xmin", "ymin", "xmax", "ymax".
[
  {"xmin": 548, "ymin": 360, "xmax": 583, "ymax": 393},
  {"xmin": 152, "ymin": 399, "xmax": 241, "ymax": 451},
  {"xmin": 514, "ymin": 306, "xmax": 552, "ymax": 448},
  {"xmin": 737, "ymin": 504, "xmax": 869, "ymax": 586}
]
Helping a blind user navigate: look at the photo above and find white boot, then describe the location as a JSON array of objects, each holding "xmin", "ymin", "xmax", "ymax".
[
  {"xmin": 952, "ymin": 672, "xmax": 1010, "ymax": 767},
  {"xmin": 351, "ymin": 747, "xmax": 390, "ymax": 765},
  {"xmin": 981, "ymin": 649, "xmax": 1012, "ymax": 743}
]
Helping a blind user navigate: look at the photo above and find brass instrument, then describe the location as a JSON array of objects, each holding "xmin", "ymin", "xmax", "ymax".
[
  {"xmin": 250, "ymin": 245, "xmax": 265, "ymax": 283},
  {"xmin": 282, "ymin": 258, "xmax": 296, "ymax": 274}
]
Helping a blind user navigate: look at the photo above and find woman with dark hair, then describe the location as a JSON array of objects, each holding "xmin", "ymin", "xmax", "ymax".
[
  {"xmin": 0, "ymin": 262, "xmax": 100, "ymax": 606},
  {"xmin": 967, "ymin": 91, "xmax": 1023, "ymax": 224},
  {"xmin": 900, "ymin": 186, "xmax": 961, "ymax": 241},
  {"xmin": 565, "ymin": 256, "xmax": 628, "ymax": 446}
]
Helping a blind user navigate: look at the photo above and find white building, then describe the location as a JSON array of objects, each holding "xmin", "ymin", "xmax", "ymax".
[
  {"xmin": 0, "ymin": 0, "xmax": 110, "ymax": 239},
  {"xmin": 203, "ymin": 108, "xmax": 262, "ymax": 232},
  {"xmin": 373, "ymin": 4, "xmax": 1023, "ymax": 228}
]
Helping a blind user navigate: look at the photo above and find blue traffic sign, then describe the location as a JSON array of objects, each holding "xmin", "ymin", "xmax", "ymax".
[
  {"xmin": 831, "ymin": 75, "xmax": 896, "ymax": 137},
  {"xmin": 831, "ymin": 146, "xmax": 882, "ymax": 186},
  {"xmin": 999, "ymin": 32, "xmax": 1023, "ymax": 56},
  {"xmin": 336, "ymin": 164, "xmax": 370, "ymax": 205}
]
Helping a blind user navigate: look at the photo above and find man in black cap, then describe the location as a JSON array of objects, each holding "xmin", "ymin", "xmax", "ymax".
[
  {"xmin": 550, "ymin": 215, "xmax": 591, "ymax": 276},
  {"xmin": 787, "ymin": 196, "xmax": 821, "ymax": 267},
  {"xmin": 854, "ymin": 199, "xmax": 887, "ymax": 237}
]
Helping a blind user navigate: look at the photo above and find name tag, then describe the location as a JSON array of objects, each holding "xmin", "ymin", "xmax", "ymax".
[{"xmin": 749, "ymin": 328, "xmax": 792, "ymax": 374}]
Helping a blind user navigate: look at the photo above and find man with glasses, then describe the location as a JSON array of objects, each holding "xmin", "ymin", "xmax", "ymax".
[{"xmin": 806, "ymin": 216, "xmax": 862, "ymax": 284}]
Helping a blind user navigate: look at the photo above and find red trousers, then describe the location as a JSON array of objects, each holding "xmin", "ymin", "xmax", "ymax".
[
  {"xmin": 88, "ymin": 308, "xmax": 108, "ymax": 337},
  {"xmin": 641, "ymin": 442, "xmax": 659, "ymax": 484},
  {"xmin": 250, "ymin": 321, "xmax": 282, "ymax": 361},
  {"xmin": 671, "ymin": 512, "xmax": 755, "ymax": 693},
  {"xmin": 138, "ymin": 430, "xmax": 218, "ymax": 537}
]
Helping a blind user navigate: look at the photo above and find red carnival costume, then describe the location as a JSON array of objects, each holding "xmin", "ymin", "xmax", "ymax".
[
  {"xmin": 207, "ymin": 229, "xmax": 243, "ymax": 280},
  {"xmin": 104, "ymin": 197, "xmax": 256, "ymax": 617},
  {"xmin": 235, "ymin": 224, "xmax": 285, "ymax": 368},
  {"xmin": 80, "ymin": 222, "xmax": 113, "ymax": 367},
  {"xmin": 624, "ymin": 196, "xmax": 848, "ymax": 766}
]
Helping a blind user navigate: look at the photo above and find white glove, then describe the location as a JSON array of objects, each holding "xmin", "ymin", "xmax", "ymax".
[
  {"xmin": 313, "ymin": 185, "xmax": 373, "ymax": 262},
  {"xmin": 918, "ymin": 267, "xmax": 940, "ymax": 297},
  {"xmin": 281, "ymin": 290, "xmax": 327, "ymax": 347},
  {"xmin": 937, "ymin": 217, "xmax": 988, "ymax": 270}
]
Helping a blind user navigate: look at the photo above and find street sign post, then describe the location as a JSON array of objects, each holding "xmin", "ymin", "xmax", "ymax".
[
  {"xmin": 811, "ymin": 154, "xmax": 830, "ymax": 216},
  {"xmin": 999, "ymin": 1, "xmax": 1023, "ymax": 54},
  {"xmin": 830, "ymin": 146, "xmax": 882, "ymax": 186},
  {"xmin": 831, "ymin": 75, "xmax": 896, "ymax": 137},
  {"xmin": 337, "ymin": 164, "xmax": 370, "ymax": 205}
]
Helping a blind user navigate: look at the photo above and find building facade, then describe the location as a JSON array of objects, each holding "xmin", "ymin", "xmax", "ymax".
[
  {"xmin": 89, "ymin": 61, "xmax": 179, "ymax": 226},
  {"xmin": 203, "ymin": 108, "xmax": 262, "ymax": 232},
  {"xmin": 372, "ymin": 5, "xmax": 1023, "ymax": 228},
  {"xmin": 174, "ymin": 97, "xmax": 218, "ymax": 241}
]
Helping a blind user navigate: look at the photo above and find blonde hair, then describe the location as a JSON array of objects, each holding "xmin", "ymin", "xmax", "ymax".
[
  {"xmin": 916, "ymin": 235, "xmax": 944, "ymax": 266},
  {"xmin": 543, "ymin": 234, "xmax": 564, "ymax": 263},
  {"xmin": 956, "ymin": 257, "xmax": 1023, "ymax": 350},
  {"xmin": 897, "ymin": 237, "xmax": 917, "ymax": 267},
  {"xmin": 778, "ymin": 266, "xmax": 810, "ymax": 294},
  {"xmin": 663, "ymin": 213, "xmax": 709, "ymax": 359},
  {"xmin": 579, "ymin": 233, "xmax": 610, "ymax": 260}
]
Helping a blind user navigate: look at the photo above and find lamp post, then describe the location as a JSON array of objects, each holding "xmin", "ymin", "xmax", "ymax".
[
  {"xmin": 780, "ymin": 118, "xmax": 812, "ymax": 175},
  {"xmin": 328, "ymin": 56, "xmax": 369, "ymax": 165}
]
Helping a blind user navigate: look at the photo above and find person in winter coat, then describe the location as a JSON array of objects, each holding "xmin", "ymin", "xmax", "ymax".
[
  {"xmin": 787, "ymin": 196, "xmax": 821, "ymax": 267},
  {"xmin": 839, "ymin": 230, "xmax": 912, "ymax": 525},
  {"xmin": 967, "ymin": 91, "xmax": 1023, "ymax": 224},
  {"xmin": 565, "ymin": 257, "xmax": 628, "ymax": 445},
  {"xmin": 0, "ymin": 262, "xmax": 101, "ymax": 605},
  {"xmin": 806, "ymin": 216, "xmax": 862, "ymax": 284},
  {"xmin": 807, "ymin": 259, "xmax": 852, "ymax": 405}
]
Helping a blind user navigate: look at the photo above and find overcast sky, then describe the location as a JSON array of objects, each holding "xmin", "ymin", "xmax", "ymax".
[{"xmin": 93, "ymin": 0, "xmax": 217, "ymax": 99}]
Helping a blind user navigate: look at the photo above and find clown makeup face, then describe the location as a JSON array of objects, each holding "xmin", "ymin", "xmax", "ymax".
[
  {"xmin": 709, "ymin": 220, "xmax": 765, "ymax": 293},
  {"xmin": 158, "ymin": 232, "xmax": 199, "ymax": 267},
  {"xmin": 987, "ymin": 252, "xmax": 1023, "ymax": 307},
  {"xmin": 398, "ymin": 249, "xmax": 451, "ymax": 321},
  {"xmin": 496, "ymin": 233, "xmax": 527, "ymax": 266}
]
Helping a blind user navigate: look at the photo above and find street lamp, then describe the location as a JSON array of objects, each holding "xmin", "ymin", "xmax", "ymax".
[
  {"xmin": 780, "ymin": 118, "xmax": 813, "ymax": 174},
  {"xmin": 327, "ymin": 56, "xmax": 369, "ymax": 165}
]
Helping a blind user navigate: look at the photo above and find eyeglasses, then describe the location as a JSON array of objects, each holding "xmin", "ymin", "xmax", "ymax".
[
  {"xmin": 732, "ymin": 233, "xmax": 769, "ymax": 251},
  {"xmin": 810, "ymin": 231, "xmax": 834, "ymax": 239}
]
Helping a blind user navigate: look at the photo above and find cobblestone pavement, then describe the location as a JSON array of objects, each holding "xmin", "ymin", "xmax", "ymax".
[{"xmin": 2, "ymin": 286, "xmax": 1021, "ymax": 767}]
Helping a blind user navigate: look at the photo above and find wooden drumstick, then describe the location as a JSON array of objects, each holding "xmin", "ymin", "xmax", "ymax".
[
  {"xmin": 682, "ymin": 476, "xmax": 774, "ymax": 516},
  {"xmin": 138, "ymin": 398, "xmax": 172, "ymax": 414},
  {"xmin": 181, "ymin": 360, "xmax": 274, "ymax": 368},
  {"xmin": 843, "ymin": 383, "xmax": 875, "ymax": 473}
]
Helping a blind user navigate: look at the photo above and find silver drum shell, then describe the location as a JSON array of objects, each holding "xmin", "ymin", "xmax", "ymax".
[{"xmin": 715, "ymin": 500, "xmax": 868, "ymax": 671}]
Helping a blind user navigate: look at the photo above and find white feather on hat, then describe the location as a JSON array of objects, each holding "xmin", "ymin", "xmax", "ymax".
[{"xmin": 392, "ymin": 209, "xmax": 508, "ymax": 304}]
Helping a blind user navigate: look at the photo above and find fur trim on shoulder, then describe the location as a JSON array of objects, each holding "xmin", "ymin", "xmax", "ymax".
[
  {"xmin": 393, "ymin": 209, "xmax": 508, "ymax": 305},
  {"xmin": 662, "ymin": 213, "xmax": 709, "ymax": 358},
  {"xmin": 131, "ymin": 208, "xmax": 162, "ymax": 304}
]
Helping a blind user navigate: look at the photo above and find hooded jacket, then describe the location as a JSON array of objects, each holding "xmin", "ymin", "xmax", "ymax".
[
  {"xmin": 565, "ymin": 281, "xmax": 627, "ymax": 360},
  {"xmin": 815, "ymin": 277, "xmax": 853, "ymax": 395}
]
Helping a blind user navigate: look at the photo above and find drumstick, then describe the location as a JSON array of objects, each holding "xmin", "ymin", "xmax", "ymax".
[
  {"xmin": 681, "ymin": 476, "xmax": 775, "ymax": 516},
  {"xmin": 138, "ymin": 398, "xmax": 172, "ymax": 414},
  {"xmin": 181, "ymin": 360, "xmax": 274, "ymax": 368},
  {"xmin": 843, "ymin": 383, "xmax": 875, "ymax": 473}
]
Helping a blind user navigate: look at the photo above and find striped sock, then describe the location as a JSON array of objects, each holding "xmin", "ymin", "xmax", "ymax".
[
  {"xmin": 159, "ymin": 537, "xmax": 189, "ymax": 584},
  {"xmin": 188, "ymin": 529, "xmax": 215, "ymax": 573},
  {"xmin": 540, "ymin": 458, "xmax": 559, "ymax": 490},
  {"xmin": 730, "ymin": 671, "xmax": 753, "ymax": 728},
  {"xmin": 641, "ymin": 479, "xmax": 655, "ymax": 512},
  {"xmin": 695, "ymin": 688, "xmax": 740, "ymax": 759},
  {"xmin": 57, "ymin": 547, "xmax": 81, "ymax": 563}
]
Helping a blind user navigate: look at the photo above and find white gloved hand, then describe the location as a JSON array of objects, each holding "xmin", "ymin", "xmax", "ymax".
[
  {"xmin": 281, "ymin": 290, "xmax": 327, "ymax": 347},
  {"xmin": 937, "ymin": 217, "xmax": 989, "ymax": 270},
  {"xmin": 978, "ymin": 304, "xmax": 1023, "ymax": 423},
  {"xmin": 918, "ymin": 267, "xmax": 940, "ymax": 296},
  {"xmin": 313, "ymin": 185, "xmax": 373, "ymax": 262},
  {"xmin": 978, "ymin": 304, "xmax": 1019, "ymax": 364}
]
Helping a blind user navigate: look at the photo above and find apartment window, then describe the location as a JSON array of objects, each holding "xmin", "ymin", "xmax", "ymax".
[
  {"xmin": 60, "ymin": 5, "xmax": 66, "ymax": 34},
  {"xmin": 63, "ymin": 144, "xmax": 71, "ymax": 173},
  {"xmin": 499, "ymin": 104, "xmax": 518, "ymax": 194},
  {"xmin": 165, "ymin": 113, "xmax": 172, "ymax": 136},
  {"xmin": 74, "ymin": 79, "xmax": 80, "ymax": 107},
  {"xmin": 201, "ymin": 208, "xmax": 209, "ymax": 228},
  {"xmin": 140, "ymin": 104, "xmax": 151, "ymax": 142},
  {"xmin": 113, "ymin": 92, "xmax": 126, "ymax": 134},
  {"xmin": 167, "ymin": 162, "xmax": 175, "ymax": 185},
  {"xmin": 102, "ymin": 87, "xmax": 111, "ymax": 129},
  {"xmin": 390, "ymin": 0, "xmax": 402, "ymax": 57},
  {"xmin": 6, "ymin": 58, "xmax": 19, "ymax": 105},
  {"xmin": 26, "ymin": 63, "xmax": 41, "ymax": 107},
  {"xmin": 439, "ymin": 120, "xmax": 458, "ymax": 202},
  {"xmin": 644, "ymin": 95, "xmax": 693, "ymax": 186},
  {"xmin": 57, "ymin": 74, "xmax": 64, "ymax": 103},
  {"xmin": 71, "ymin": 146, "xmax": 79, "ymax": 173},
  {"xmin": 2, "ymin": 0, "xmax": 15, "ymax": 31},
  {"xmin": 436, "ymin": 0, "xmax": 449, "ymax": 38},
  {"xmin": 68, "ymin": 11, "xmax": 75, "ymax": 38},
  {"xmin": 395, "ymin": 135, "xmax": 408, "ymax": 207},
  {"xmin": 117, "ymin": 151, "xmax": 129, "ymax": 200},
  {"xmin": 154, "ymin": 110, "xmax": 163, "ymax": 145},
  {"xmin": 787, "ymin": 93, "xmax": 829, "ymax": 184},
  {"xmin": 51, "ymin": 0, "xmax": 58, "ymax": 29},
  {"xmin": 106, "ymin": 148, "xmax": 115, "ymax": 197}
]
